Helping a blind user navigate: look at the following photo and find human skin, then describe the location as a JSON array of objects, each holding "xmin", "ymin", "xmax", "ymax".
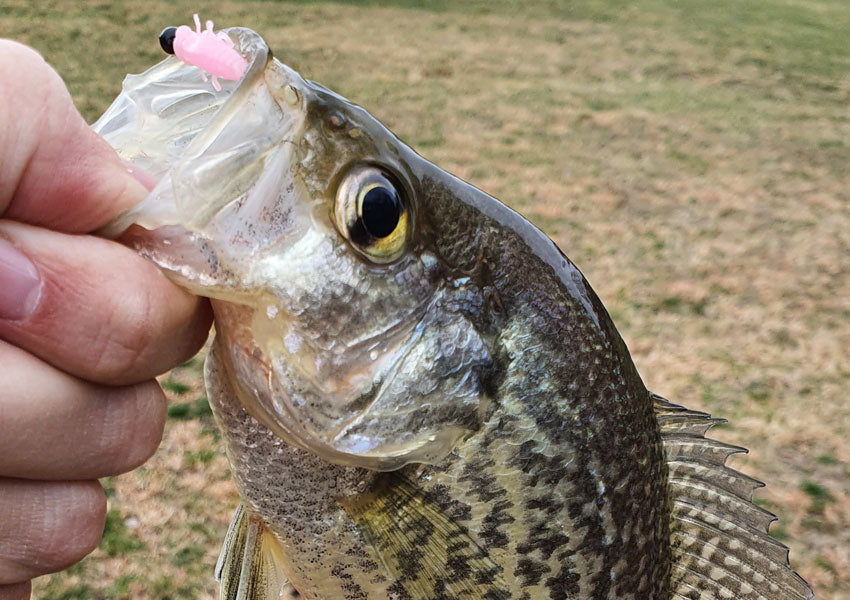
[{"xmin": 0, "ymin": 40, "xmax": 212, "ymax": 599}]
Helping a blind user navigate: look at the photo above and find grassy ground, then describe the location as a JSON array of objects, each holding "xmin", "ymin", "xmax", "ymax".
[{"xmin": 1, "ymin": 0, "xmax": 847, "ymax": 597}]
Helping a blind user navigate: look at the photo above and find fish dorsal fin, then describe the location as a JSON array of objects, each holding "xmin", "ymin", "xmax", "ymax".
[
  {"xmin": 215, "ymin": 503, "xmax": 299, "ymax": 600},
  {"xmin": 654, "ymin": 394, "xmax": 814, "ymax": 599},
  {"xmin": 341, "ymin": 473, "xmax": 510, "ymax": 600}
]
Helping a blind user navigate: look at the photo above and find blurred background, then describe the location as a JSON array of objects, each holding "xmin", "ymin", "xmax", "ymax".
[{"xmin": 1, "ymin": 0, "xmax": 848, "ymax": 598}]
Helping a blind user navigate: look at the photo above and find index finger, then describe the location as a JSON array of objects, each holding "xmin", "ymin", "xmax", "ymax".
[{"xmin": 0, "ymin": 40, "xmax": 148, "ymax": 233}]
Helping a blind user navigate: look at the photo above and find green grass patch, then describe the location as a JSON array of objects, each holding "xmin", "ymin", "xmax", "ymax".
[
  {"xmin": 151, "ymin": 575, "xmax": 175, "ymax": 598},
  {"xmin": 799, "ymin": 480, "xmax": 835, "ymax": 515},
  {"xmin": 172, "ymin": 544, "xmax": 207, "ymax": 568},
  {"xmin": 745, "ymin": 381, "xmax": 771, "ymax": 404},
  {"xmin": 656, "ymin": 295, "xmax": 707, "ymax": 316},
  {"xmin": 568, "ymin": 0, "xmax": 850, "ymax": 83},
  {"xmin": 167, "ymin": 397, "xmax": 213, "ymax": 420},
  {"xmin": 100, "ymin": 476, "xmax": 116, "ymax": 497},
  {"xmin": 107, "ymin": 574, "xmax": 136, "ymax": 599},
  {"xmin": 816, "ymin": 453, "xmax": 838, "ymax": 466},
  {"xmin": 183, "ymin": 449, "xmax": 217, "ymax": 468},
  {"xmin": 800, "ymin": 516, "xmax": 826, "ymax": 531},
  {"xmin": 194, "ymin": 396, "xmax": 213, "ymax": 416},
  {"xmin": 167, "ymin": 402, "xmax": 192, "ymax": 419},
  {"xmin": 813, "ymin": 556, "xmax": 838, "ymax": 576},
  {"xmin": 188, "ymin": 521, "xmax": 215, "ymax": 539},
  {"xmin": 800, "ymin": 480, "xmax": 833, "ymax": 502},
  {"xmin": 100, "ymin": 509, "xmax": 145, "ymax": 557},
  {"xmin": 161, "ymin": 379, "xmax": 191, "ymax": 395},
  {"xmin": 752, "ymin": 497, "xmax": 774, "ymax": 510}
]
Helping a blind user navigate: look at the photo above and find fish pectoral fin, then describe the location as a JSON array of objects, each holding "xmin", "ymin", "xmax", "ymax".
[
  {"xmin": 654, "ymin": 394, "xmax": 813, "ymax": 600},
  {"xmin": 341, "ymin": 473, "xmax": 510, "ymax": 600},
  {"xmin": 215, "ymin": 503, "xmax": 297, "ymax": 600}
]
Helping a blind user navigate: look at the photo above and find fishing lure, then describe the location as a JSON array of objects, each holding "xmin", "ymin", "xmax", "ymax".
[{"xmin": 159, "ymin": 14, "xmax": 247, "ymax": 91}]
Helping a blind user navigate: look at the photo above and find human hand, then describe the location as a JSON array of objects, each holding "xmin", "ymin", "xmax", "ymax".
[{"xmin": 0, "ymin": 41, "xmax": 212, "ymax": 598}]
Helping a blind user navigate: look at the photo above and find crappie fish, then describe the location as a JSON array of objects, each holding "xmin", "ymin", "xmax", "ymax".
[{"xmin": 95, "ymin": 24, "xmax": 813, "ymax": 600}]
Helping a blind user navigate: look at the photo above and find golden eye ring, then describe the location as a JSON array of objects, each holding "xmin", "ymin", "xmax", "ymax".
[{"xmin": 334, "ymin": 165, "xmax": 410, "ymax": 264}]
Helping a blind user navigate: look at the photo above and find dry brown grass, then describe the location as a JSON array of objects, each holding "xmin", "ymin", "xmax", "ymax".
[{"xmin": 1, "ymin": 0, "xmax": 847, "ymax": 597}]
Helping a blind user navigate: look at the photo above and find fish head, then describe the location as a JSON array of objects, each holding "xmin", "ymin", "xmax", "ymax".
[{"xmin": 98, "ymin": 27, "xmax": 497, "ymax": 470}]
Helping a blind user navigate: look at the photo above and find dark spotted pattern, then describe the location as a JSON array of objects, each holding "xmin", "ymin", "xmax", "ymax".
[
  {"xmin": 387, "ymin": 581, "xmax": 412, "ymax": 600},
  {"xmin": 331, "ymin": 564, "xmax": 369, "ymax": 600},
  {"xmin": 479, "ymin": 499, "xmax": 514, "ymax": 550},
  {"xmin": 515, "ymin": 557, "xmax": 549, "ymax": 587},
  {"xmin": 546, "ymin": 566, "xmax": 581, "ymax": 600},
  {"xmin": 208, "ymin": 168, "xmax": 672, "ymax": 598},
  {"xmin": 401, "ymin": 175, "xmax": 672, "ymax": 598}
]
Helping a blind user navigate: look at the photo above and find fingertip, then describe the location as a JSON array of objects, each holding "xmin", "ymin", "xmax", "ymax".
[
  {"xmin": 0, "ymin": 480, "xmax": 106, "ymax": 583},
  {"xmin": 121, "ymin": 159, "xmax": 158, "ymax": 193},
  {"xmin": 64, "ymin": 481, "xmax": 107, "ymax": 563},
  {"xmin": 168, "ymin": 294, "xmax": 214, "ymax": 368},
  {"xmin": 78, "ymin": 159, "xmax": 151, "ymax": 232},
  {"xmin": 37, "ymin": 481, "xmax": 105, "ymax": 572},
  {"xmin": 123, "ymin": 380, "xmax": 167, "ymax": 471}
]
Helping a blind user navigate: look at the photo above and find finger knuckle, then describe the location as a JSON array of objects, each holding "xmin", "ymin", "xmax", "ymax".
[{"xmin": 88, "ymin": 287, "xmax": 159, "ymax": 382}]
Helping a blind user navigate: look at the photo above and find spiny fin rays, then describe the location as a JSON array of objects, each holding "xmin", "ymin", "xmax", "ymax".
[{"xmin": 654, "ymin": 394, "xmax": 813, "ymax": 600}]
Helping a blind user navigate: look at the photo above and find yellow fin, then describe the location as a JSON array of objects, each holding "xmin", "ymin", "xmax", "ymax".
[
  {"xmin": 215, "ymin": 504, "xmax": 298, "ymax": 600},
  {"xmin": 341, "ymin": 473, "xmax": 510, "ymax": 600}
]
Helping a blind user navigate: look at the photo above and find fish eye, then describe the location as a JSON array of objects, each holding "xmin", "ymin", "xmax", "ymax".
[
  {"xmin": 361, "ymin": 186, "xmax": 401, "ymax": 238},
  {"xmin": 159, "ymin": 26, "xmax": 177, "ymax": 55},
  {"xmin": 334, "ymin": 165, "xmax": 410, "ymax": 264}
]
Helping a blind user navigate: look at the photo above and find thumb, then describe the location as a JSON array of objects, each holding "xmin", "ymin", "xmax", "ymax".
[{"xmin": 0, "ymin": 40, "xmax": 147, "ymax": 233}]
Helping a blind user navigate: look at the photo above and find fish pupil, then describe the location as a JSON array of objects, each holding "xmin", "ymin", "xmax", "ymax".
[
  {"xmin": 159, "ymin": 27, "xmax": 177, "ymax": 55},
  {"xmin": 361, "ymin": 186, "xmax": 401, "ymax": 238}
]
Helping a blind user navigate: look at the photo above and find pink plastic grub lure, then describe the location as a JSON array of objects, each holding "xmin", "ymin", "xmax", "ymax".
[{"xmin": 159, "ymin": 14, "xmax": 248, "ymax": 91}]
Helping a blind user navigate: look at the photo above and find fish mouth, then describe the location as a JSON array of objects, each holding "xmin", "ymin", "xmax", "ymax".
[
  {"xmin": 95, "ymin": 31, "xmax": 471, "ymax": 471},
  {"xmin": 95, "ymin": 27, "xmax": 310, "ymax": 295},
  {"xmin": 95, "ymin": 27, "xmax": 423, "ymax": 468}
]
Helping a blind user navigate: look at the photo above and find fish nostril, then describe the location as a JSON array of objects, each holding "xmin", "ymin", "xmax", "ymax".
[
  {"xmin": 159, "ymin": 26, "xmax": 177, "ymax": 54},
  {"xmin": 327, "ymin": 112, "xmax": 346, "ymax": 130}
]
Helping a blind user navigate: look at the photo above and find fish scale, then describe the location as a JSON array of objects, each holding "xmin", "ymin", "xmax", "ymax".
[
  {"xmin": 206, "ymin": 338, "xmax": 381, "ymax": 600},
  {"xmin": 418, "ymin": 176, "xmax": 672, "ymax": 596},
  {"xmin": 95, "ymin": 23, "xmax": 813, "ymax": 600}
]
